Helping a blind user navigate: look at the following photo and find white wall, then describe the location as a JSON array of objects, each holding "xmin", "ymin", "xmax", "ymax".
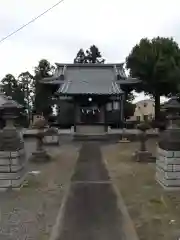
[{"xmin": 129, "ymin": 99, "xmax": 155, "ymax": 121}]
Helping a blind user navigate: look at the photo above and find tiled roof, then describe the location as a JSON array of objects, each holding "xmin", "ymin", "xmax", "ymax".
[
  {"xmin": 41, "ymin": 63, "xmax": 140, "ymax": 95},
  {"xmin": 57, "ymin": 80, "xmax": 123, "ymax": 95}
]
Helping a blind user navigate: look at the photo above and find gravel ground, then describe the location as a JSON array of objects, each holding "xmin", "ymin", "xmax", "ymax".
[{"xmin": 0, "ymin": 139, "xmax": 80, "ymax": 240}]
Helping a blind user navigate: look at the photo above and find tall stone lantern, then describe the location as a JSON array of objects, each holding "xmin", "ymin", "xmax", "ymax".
[
  {"xmin": 0, "ymin": 96, "xmax": 27, "ymax": 190},
  {"xmin": 156, "ymin": 96, "xmax": 180, "ymax": 190}
]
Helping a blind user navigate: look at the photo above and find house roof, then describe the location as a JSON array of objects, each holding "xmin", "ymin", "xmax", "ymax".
[{"xmin": 41, "ymin": 63, "xmax": 140, "ymax": 95}]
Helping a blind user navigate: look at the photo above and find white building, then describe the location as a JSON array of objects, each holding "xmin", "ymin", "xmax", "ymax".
[{"xmin": 129, "ymin": 99, "xmax": 155, "ymax": 121}]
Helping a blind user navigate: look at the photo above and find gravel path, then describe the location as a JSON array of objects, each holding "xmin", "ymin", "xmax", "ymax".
[
  {"xmin": 58, "ymin": 142, "xmax": 125, "ymax": 240},
  {"xmin": 0, "ymin": 140, "xmax": 80, "ymax": 240}
]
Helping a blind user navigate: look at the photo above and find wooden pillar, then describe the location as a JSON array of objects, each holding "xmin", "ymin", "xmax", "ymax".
[
  {"xmin": 74, "ymin": 101, "xmax": 77, "ymax": 132},
  {"xmin": 120, "ymin": 93, "xmax": 125, "ymax": 129},
  {"xmin": 99, "ymin": 106, "xmax": 104, "ymax": 123},
  {"xmin": 119, "ymin": 97, "xmax": 121, "ymax": 128},
  {"xmin": 104, "ymin": 104, "xmax": 108, "ymax": 132}
]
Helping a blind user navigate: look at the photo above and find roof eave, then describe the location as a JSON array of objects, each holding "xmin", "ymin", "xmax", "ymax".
[
  {"xmin": 55, "ymin": 63, "xmax": 124, "ymax": 68},
  {"xmin": 56, "ymin": 92, "xmax": 123, "ymax": 96},
  {"xmin": 117, "ymin": 78, "xmax": 141, "ymax": 85},
  {"xmin": 40, "ymin": 78, "xmax": 64, "ymax": 84}
]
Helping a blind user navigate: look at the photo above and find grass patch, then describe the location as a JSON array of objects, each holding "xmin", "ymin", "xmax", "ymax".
[{"xmin": 102, "ymin": 140, "xmax": 180, "ymax": 240}]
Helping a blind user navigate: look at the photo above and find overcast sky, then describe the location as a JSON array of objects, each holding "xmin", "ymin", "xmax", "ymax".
[{"xmin": 0, "ymin": 0, "xmax": 180, "ymax": 101}]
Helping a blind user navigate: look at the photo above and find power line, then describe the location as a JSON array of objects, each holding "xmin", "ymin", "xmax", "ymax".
[{"xmin": 0, "ymin": 0, "xmax": 65, "ymax": 44}]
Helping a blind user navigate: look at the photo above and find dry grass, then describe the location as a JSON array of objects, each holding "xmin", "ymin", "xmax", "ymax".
[
  {"xmin": 102, "ymin": 139, "xmax": 180, "ymax": 240},
  {"xmin": 0, "ymin": 144, "xmax": 80, "ymax": 240}
]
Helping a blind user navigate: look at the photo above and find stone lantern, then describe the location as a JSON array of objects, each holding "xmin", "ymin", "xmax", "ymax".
[
  {"xmin": 0, "ymin": 97, "xmax": 23, "ymax": 147},
  {"xmin": 0, "ymin": 96, "xmax": 27, "ymax": 190},
  {"xmin": 156, "ymin": 96, "xmax": 180, "ymax": 190},
  {"xmin": 133, "ymin": 122, "xmax": 152, "ymax": 162},
  {"xmin": 30, "ymin": 119, "xmax": 51, "ymax": 162}
]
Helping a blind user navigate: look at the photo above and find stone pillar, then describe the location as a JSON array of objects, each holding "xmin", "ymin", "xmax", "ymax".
[
  {"xmin": 156, "ymin": 97, "xmax": 180, "ymax": 190},
  {"xmin": 0, "ymin": 97, "xmax": 27, "ymax": 191}
]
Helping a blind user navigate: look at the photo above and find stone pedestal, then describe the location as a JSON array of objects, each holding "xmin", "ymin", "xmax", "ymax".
[
  {"xmin": 0, "ymin": 148, "xmax": 27, "ymax": 190},
  {"xmin": 43, "ymin": 128, "xmax": 59, "ymax": 145},
  {"xmin": 156, "ymin": 147, "xmax": 180, "ymax": 190},
  {"xmin": 156, "ymin": 128, "xmax": 180, "ymax": 190}
]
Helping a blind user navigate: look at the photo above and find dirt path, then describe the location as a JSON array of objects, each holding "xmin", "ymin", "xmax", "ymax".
[{"xmin": 58, "ymin": 142, "xmax": 125, "ymax": 240}]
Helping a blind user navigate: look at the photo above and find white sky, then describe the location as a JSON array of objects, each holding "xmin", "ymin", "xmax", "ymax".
[{"xmin": 0, "ymin": 0, "xmax": 180, "ymax": 102}]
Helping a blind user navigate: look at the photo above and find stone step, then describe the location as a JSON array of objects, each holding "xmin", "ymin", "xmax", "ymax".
[{"xmin": 73, "ymin": 134, "xmax": 108, "ymax": 141}]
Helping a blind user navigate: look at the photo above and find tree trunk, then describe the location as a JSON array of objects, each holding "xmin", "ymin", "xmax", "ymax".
[{"xmin": 154, "ymin": 93, "xmax": 160, "ymax": 121}]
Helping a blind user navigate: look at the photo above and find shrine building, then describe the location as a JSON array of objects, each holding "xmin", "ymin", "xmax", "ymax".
[{"xmin": 41, "ymin": 63, "xmax": 139, "ymax": 135}]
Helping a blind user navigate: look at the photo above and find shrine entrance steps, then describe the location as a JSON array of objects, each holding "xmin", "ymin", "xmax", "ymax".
[{"xmin": 73, "ymin": 133, "xmax": 108, "ymax": 141}]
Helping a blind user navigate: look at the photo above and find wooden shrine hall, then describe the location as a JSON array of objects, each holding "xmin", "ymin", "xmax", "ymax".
[{"xmin": 41, "ymin": 63, "xmax": 139, "ymax": 135}]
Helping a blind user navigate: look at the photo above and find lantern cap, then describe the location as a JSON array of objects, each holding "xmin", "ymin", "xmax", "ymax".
[{"xmin": 0, "ymin": 96, "xmax": 23, "ymax": 110}]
